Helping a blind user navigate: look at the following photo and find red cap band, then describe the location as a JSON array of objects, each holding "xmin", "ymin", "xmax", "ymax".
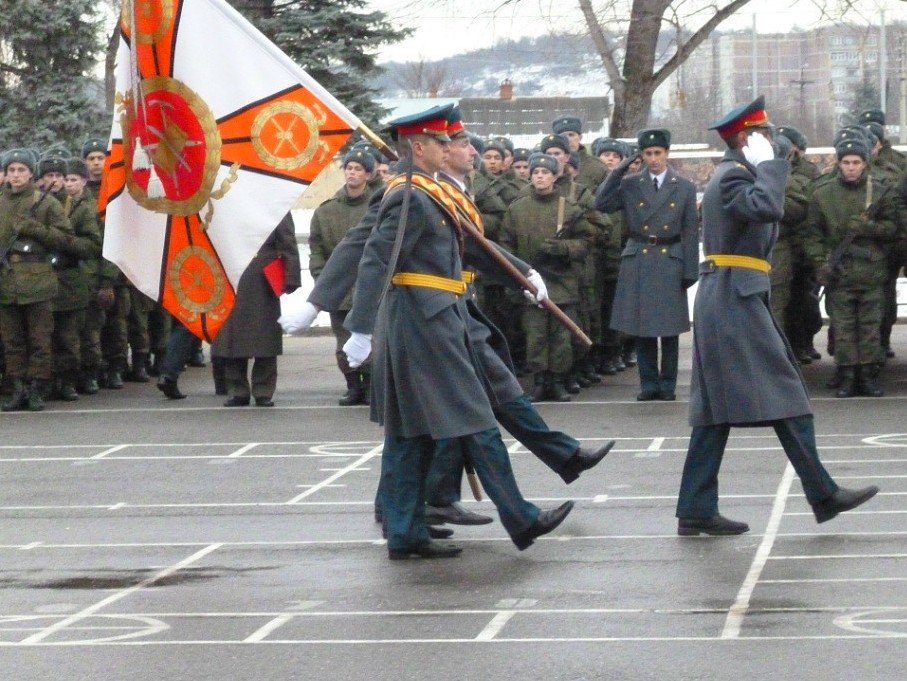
[
  {"xmin": 395, "ymin": 116, "xmax": 450, "ymax": 138},
  {"xmin": 716, "ymin": 108, "xmax": 769, "ymax": 139}
]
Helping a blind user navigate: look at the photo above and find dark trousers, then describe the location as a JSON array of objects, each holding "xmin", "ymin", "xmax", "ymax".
[
  {"xmin": 676, "ymin": 415, "xmax": 838, "ymax": 519},
  {"xmin": 100, "ymin": 285, "xmax": 130, "ymax": 370},
  {"xmin": 636, "ymin": 335, "xmax": 679, "ymax": 394},
  {"xmin": 0, "ymin": 301, "xmax": 54, "ymax": 381},
  {"xmin": 159, "ymin": 323, "xmax": 201, "ymax": 381},
  {"xmin": 426, "ymin": 394, "xmax": 581, "ymax": 506},
  {"xmin": 378, "ymin": 427, "xmax": 540, "ymax": 551},
  {"xmin": 223, "ymin": 356, "xmax": 276, "ymax": 399},
  {"xmin": 53, "ymin": 308, "xmax": 86, "ymax": 373}
]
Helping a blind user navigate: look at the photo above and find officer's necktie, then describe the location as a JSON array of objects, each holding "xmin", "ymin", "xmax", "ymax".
[{"xmin": 653, "ymin": 176, "xmax": 659, "ymax": 192}]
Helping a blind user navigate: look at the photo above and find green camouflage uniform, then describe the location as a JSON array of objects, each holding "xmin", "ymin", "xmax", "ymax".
[
  {"xmin": 0, "ymin": 183, "xmax": 72, "ymax": 383},
  {"xmin": 803, "ymin": 172, "xmax": 901, "ymax": 367},
  {"xmin": 770, "ymin": 170, "xmax": 809, "ymax": 325},
  {"xmin": 499, "ymin": 188, "xmax": 594, "ymax": 382}
]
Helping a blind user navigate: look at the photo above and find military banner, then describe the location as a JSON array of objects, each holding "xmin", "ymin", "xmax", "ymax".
[{"xmin": 100, "ymin": 0, "xmax": 362, "ymax": 340}]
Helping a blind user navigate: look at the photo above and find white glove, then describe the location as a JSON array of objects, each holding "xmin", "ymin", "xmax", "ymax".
[
  {"xmin": 278, "ymin": 301, "xmax": 320, "ymax": 335},
  {"xmin": 523, "ymin": 268, "xmax": 549, "ymax": 306},
  {"xmin": 742, "ymin": 132, "xmax": 775, "ymax": 167},
  {"xmin": 343, "ymin": 332, "xmax": 372, "ymax": 369}
]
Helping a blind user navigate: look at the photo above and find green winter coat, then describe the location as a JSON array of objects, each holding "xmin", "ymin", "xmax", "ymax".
[
  {"xmin": 803, "ymin": 173, "xmax": 902, "ymax": 289},
  {"xmin": 575, "ymin": 146, "xmax": 607, "ymax": 193},
  {"xmin": 308, "ymin": 187, "xmax": 370, "ymax": 311},
  {"xmin": 499, "ymin": 189, "xmax": 594, "ymax": 305},
  {"xmin": 0, "ymin": 183, "xmax": 73, "ymax": 305},
  {"xmin": 53, "ymin": 192, "xmax": 103, "ymax": 312}
]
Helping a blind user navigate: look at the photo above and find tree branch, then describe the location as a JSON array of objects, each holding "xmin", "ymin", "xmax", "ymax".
[
  {"xmin": 652, "ymin": 0, "xmax": 753, "ymax": 89},
  {"xmin": 577, "ymin": 0, "xmax": 625, "ymax": 93}
]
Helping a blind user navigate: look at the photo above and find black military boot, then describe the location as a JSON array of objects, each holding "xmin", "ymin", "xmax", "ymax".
[
  {"xmin": 128, "ymin": 353, "xmax": 150, "ymax": 382},
  {"xmin": 338, "ymin": 372, "xmax": 364, "ymax": 406},
  {"xmin": 58, "ymin": 372, "xmax": 79, "ymax": 402},
  {"xmin": 361, "ymin": 372, "xmax": 371, "ymax": 405},
  {"xmin": 856, "ymin": 365, "xmax": 884, "ymax": 397},
  {"xmin": 564, "ymin": 374, "xmax": 581, "ymax": 394},
  {"xmin": 834, "ymin": 366, "xmax": 857, "ymax": 398},
  {"xmin": 573, "ymin": 370, "xmax": 590, "ymax": 389},
  {"xmin": 211, "ymin": 356, "xmax": 227, "ymax": 395},
  {"xmin": 82, "ymin": 369, "xmax": 100, "ymax": 395},
  {"xmin": 613, "ymin": 355, "xmax": 626, "ymax": 372},
  {"xmin": 189, "ymin": 348, "xmax": 206, "ymax": 367},
  {"xmin": 582, "ymin": 359, "xmax": 603, "ymax": 384},
  {"xmin": 825, "ymin": 365, "xmax": 845, "ymax": 390},
  {"xmin": 148, "ymin": 353, "xmax": 163, "ymax": 377},
  {"xmin": 550, "ymin": 375, "xmax": 572, "ymax": 402},
  {"xmin": 598, "ymin": 357, "xmax": 617, "ymax": 376},
  {"xmin": 1, "ymin": 380, "xmax": 27, "ymax": 412},
  {"xmin": 0, "ymin": 374, "xmax": 13, "ymax": 396},
  {"xmin": 622, "ymin": 348, "xmax": 637, "ymax": 367},
  {"xmin": 26, "ymin": 380, "xmax": 45, "ymax": 412},
  {"xmin": 528, "ymin": 372, "xmax": 548, "ymax": 402},
  {"xmin": 106, "ymin": 362, "xmax": 124, "ymax": 389}
]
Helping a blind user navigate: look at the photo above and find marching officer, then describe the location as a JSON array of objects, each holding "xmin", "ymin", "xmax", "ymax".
[
  {"xmin": 595, "ymin": 129, "xmax": 699, "ymax": 401},
  {"xmin": 676, "ymin": 96, "xmax": 878, "ymax": 536}
]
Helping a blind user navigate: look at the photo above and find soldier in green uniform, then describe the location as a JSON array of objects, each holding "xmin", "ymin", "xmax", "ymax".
[
  {"xmin": 52, "ymin": 160, "xmax": 103, "ymax": 400},
  {"xmin": 803, "ymin": 138, "xmax": 901, "ymax": 397},
  {"xmin": 81, "ymin": 139, "xmax": 106, "ymax": 196},
  {"xmin": 768, "ymin": 134, "xmax": 809, "ymax": 335},
  {"xmin": 500, "ymin": 153, "xmax": 595, "ymax": 402},
  {"xmin": 511, "ymin": 148, "xmax": 531, "ymax": 182},
  {"xmin": 860, "ymin": 109, "xmax": 907, "ymax": 171},
  {"xmin": 308, "ymin": 149, "xmax": 373, "ymax": 405},
  {"xmin": 0, "ymin": 150, "xmax": 73, "ymax": 411},
  {"xmin": 38, "ymin": 152, "xmax": 69, "ymax": 203},
  {"xmin": 552, "ymin": 116, "xmax": 607, "ymax": 191}
]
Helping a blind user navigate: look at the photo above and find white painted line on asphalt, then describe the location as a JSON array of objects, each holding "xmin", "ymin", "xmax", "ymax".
[
  {"xmin": 768, "ymin": 553, "xmax": 907, "ymax": 560},
  {"xmin": 593, "ymin": 495, "xmax": 609, "ymax": 503},
  {"xmin": 634, "ymin": 437, "xmax": 666, "ymax": 458},
  {"xmin": 18, "ymin": 543, "xmax": 222, "ymax": 645},
  {"xmin": 507, "ymin": 441, "xmax": 523, "ymax": 454},
  {"xmin": 243, "ymin": 614, "xmax": 296, "ymax": 643},
  {"xmin": 835, "ymin": 475, "xmax": 907, "ymax": 479},
  {"xmin": 295, "ymin": 484, "xmax": 344, "ymax": 489},
  {"xmin": 762, "ymin": 577, "xmax": 907, "ymax": 583},
  {"xmin": 318, "ymin": 467, "xmax": 371, "ymax": 472},
  {"xmin": 475, "ymin": 611, "xmax": 516, "ymax": 641},
  {"xmin": 18, "ymin": 542, "xmax": 41, "ymax": 551},
  {"xmin": 89, "ymin": 445, "xmax": 130, "ymax": 460},
  {"xmin": 228, "ymin": 443, "xmax": 259, "ymax": 458},
  {"xmin": 786, "ymin": 509, "xmax": 907, "ymax": 516},
  {"xmin": 722, "ymin": 463, "xmax": 795, "ymax": 640},
  {"xmin": 285, "ymin": 444, "xmax": 383, "ymax": 505},
  {"xmin": 107, "ymin": 503, "xmax": 125, "ymax": 511}
]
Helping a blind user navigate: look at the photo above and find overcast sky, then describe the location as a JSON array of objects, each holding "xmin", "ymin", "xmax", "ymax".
[{"xmin": 367, "ymin": 0, "xmax": 907, "ymax": 63}]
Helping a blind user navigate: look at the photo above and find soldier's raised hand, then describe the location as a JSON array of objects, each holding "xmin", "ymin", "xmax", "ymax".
[{"xmin": 742, "ymin": 132, "xmax": 775, "ymax": 167}]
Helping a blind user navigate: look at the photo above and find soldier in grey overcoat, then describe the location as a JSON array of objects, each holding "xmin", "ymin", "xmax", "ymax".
[
  {"xmin": 674, "ymin": 96, "xmax": 879, "ymax": 537},
  {"xmin": 341, "ymin": 105, "xmax": 577, "ymax": 559},
  {"xmin": 595, "ymin": 129, "xmax": 699, "ymax": 400},
  {"xmin": 210, "ymin": 214, "xmax": 300, "ymax": 407}
]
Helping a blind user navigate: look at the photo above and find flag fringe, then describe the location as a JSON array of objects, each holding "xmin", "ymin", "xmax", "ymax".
[
  {"xmin": 146, "ymin": 166, "xmax": 165, "ymax": 199},
  {"xmin": 132, "ymin": 138, "xmax": 151, "ymax": 170}
]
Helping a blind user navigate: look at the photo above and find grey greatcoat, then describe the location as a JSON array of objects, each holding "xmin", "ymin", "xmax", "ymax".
[
  {"xmin": 690, "ymin": 150, "xmax": 812, "ymax": 427},
  {"xmin": 345, "ymin": 172, "xmax": 529, "ymax": 440},
  {"xmin": 595, "ymin": 161, "xmax": 699, "ymax": 337},
  {"xmin": 212, "ymin": 214, "xmax": 300, "ymax": 358}
]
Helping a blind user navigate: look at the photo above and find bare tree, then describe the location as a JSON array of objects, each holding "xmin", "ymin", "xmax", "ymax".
[{"xmin": 393, "ymin": 59, "xmax": 451, "ymax": 97}]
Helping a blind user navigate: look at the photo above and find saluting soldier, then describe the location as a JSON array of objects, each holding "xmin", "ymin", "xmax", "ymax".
[
  {"xmin": 676, "ymin": 96, "xmax": 878, "ymax": 536},
  {"xmin": 802, "ymin": 137, "xmax": 901, "ymax": 397},
  {"xmin": 0, "ymin": 150, "xmax": 74, "ymax": 411},
  {"xmin": 308, "ymin": 149, "xmax": 374, "ymax": 405},
  {"xmin": 860, "ymin": 109, "xmax": 907, "ymax": 171},
  {"xmin": 596, "ymin": 129, "xmax": 699, "ymax": 401},
  {"xmin": 341, "ymin": 105, "xmax": 577, "ymax": 558}
]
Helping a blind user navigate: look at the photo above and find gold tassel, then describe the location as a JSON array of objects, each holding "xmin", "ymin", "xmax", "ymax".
[
  {"xmin": 132, "ymin": 137, "xmax": 151, "ymax": 170},
  {"xmin": 146, "ymin": 166, "xmax": 165, "ymax": 199}
]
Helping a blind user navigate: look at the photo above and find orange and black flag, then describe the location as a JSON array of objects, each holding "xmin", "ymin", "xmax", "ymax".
[{"xmin": 101, "ymin": 0, "xmax": 361, "ymax": 341}]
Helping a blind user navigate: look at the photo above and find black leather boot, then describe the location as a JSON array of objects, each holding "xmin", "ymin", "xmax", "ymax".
[
  {"xmin": 58, "ymin": 372, "xmax": 79, "ymax": 402},
  {"xmin": 834, "ymin": 366, "xmax": 856, "ymax": 398},
  {"xmin": 128, "ymin": 353, "xmax": 150, "ymax": 382},
  {"xmin": 550, "ymin": 375, "xmax": 572, "ymax": 402},
  {"xmin": 856, "ymin": 365, "xmax": 884, "ymax": 397},
  {"xmin": 528, "ymin": 372, "xmax": 548, "ymax": 402},
  {"xmin": 27, "ymin": 380, "xmax": 45, "ymax": 411},
  {"xmin": 825, "ymin": 365, "xmax": 845, "ymax": 390},
  {"xmin": 564, "ymin": 374, "xmax": 581, "ymax": 394},
  {"xmin": 1, "ymin": 380, "xmax": 27, "ymax": 411},
  {"xmin": 338, "ymin": 372, "xmax": 364, "ymax": 406},
  {"xmin": 106, "ymin": 362, "xmax": 124, "ymax": 389},
  {"xmin": 82, "ymin": 369, "xmax": 100, "ymax": 395}
]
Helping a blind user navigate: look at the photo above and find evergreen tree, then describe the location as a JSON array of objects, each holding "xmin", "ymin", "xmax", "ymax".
[
  {"xmin": 846, "ymin": 79, "xmax": 881, "ymax": 126},
  {"xmin": 0, "ymin": 0, "xmax": 106, "ymax": 151},
  {"xmin": 233, "ymin": 0, "xmax": 410, "ymax": 130}
]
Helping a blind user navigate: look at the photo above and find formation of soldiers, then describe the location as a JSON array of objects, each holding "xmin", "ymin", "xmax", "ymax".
[
  {"xmin": 0, "ymin": 140, "xmax": 203, "ymax": 412},
  {"xmin": 312, "ymin": 108, "xmax": 906, "ymax": 407}
]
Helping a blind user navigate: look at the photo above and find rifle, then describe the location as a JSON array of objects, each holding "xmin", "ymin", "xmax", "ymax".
[
  {"xmin": 819, "ymin": 175, "xmax": 884, "ymax": 294},
  {"xmin": 0, "ymin": 187, "xmax": 49, "ymax": 270}
]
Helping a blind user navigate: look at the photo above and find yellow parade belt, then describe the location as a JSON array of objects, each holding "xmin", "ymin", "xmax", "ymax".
[
  {"xmin": 705, "ymin": 254, "xmax": 771, "ymax": 273},
  {"xmin": 391, "ymin": 272, "xmax": 468, "ymax": 295},
  {"xmin": 461, "ymin": 271, "xmax": 475, "ymax": 284}
]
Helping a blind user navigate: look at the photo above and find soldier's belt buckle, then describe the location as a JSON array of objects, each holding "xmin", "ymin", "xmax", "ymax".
[{"xmin": 648, "ymin": 235, "xmax": 658, "ymax": 245}]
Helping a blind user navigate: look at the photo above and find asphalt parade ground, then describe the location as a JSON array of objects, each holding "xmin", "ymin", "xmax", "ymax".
[{"xmin": 0, "ymin": 327, "xmax": 905, "ymax": 681}]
